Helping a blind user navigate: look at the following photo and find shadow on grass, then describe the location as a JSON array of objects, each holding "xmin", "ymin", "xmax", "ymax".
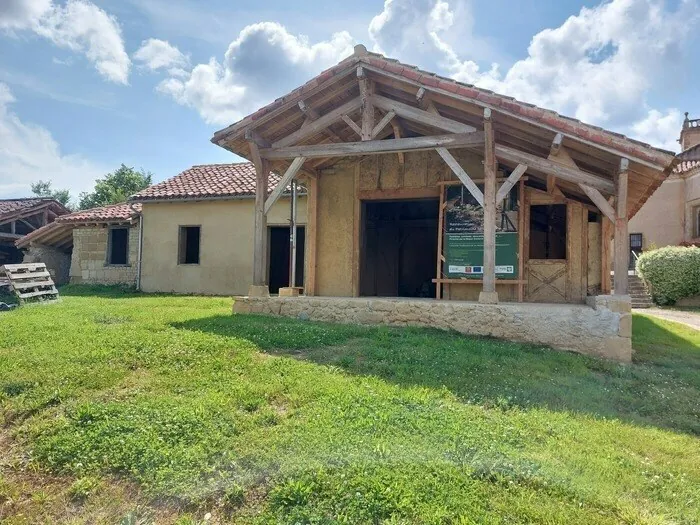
[{"xmin": 172, "ymin": 312, "xmax": 700, "ymax": 436}]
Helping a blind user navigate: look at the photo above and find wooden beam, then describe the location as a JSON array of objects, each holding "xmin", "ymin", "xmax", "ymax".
[
  {"xmin": 246, "ymin": 132, "xmax": 264, "ymax": 176},
  {"xmin": 371, "ymin": 110, "xmax": 396, "ymax": 139},
  {"xmin": 261, "ymin": 132, "xmax": 485, "ymax": 160},
  {"xmin": 264, "ymin": 157, "xmax": 306, "ymax": 215},
  {"xmin": 496, "ymin": 164, "xmax": 527, "ymax": 203},
  {"xmin": 298, "ymin": 100, "xmax": 344, "ymax": 142},
  {"xmin": 481, "ymin": 108, "xmax": 498, "ymax": 301},
  {"xmin": 550, "ymin": 133, "xmax": 563, "ymax": 156},
  {"xmin": 371, "ymin": 94, "xmax": 477, "ymax": 134},
  {"xmin": 579, "ymin": 184, "xmax": 615, "ymax": 223},
  {"xmin": 342, "ymin": 115, "xmax": 363, "ymax": 138},
  {"xmin": 253, "ymin": 159, "xmax": 270, "ymax": 286},
  {"xmin": 245, "ymin": 129, "xmax": 270, "ymax": 148},
  {"xmin": 613, "ymin": 158, "xmax": 630, "ymax": 295},
  {"xmin": 390, "ymin": 120, "xmax": 405, "ymax": 165},
  {"xmin": 435, "ymin": 147, "xmax": 484, "ymax": 206},
  {"xmin": 305, "ymin": 175, "xmax": 318, "ymax": 296},
  {"xmin": 601, "ymin": 212, "xmax": 612, "ymax": 295},
  {"xmin": 273, "ymin": 97, "xmax": 362, "ymax": 148},
  {"xmin": 495, "ymin": 144, "xmax": 615, "ymax": 193}
]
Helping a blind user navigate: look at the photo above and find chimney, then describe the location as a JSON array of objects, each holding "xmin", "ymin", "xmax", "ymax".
[{"xmin": 680, "ymin": 112, "xmax": 700, "ymax": 151}]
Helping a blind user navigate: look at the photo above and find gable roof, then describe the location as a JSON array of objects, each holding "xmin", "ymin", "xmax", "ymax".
[
  {"xmin": 130, "ymin": 163, "xmax": 295, "ymax": 202},
  {"xmin": 0, "ymin": 198, "xmax": 70, "ymax": 222},
  {"xmin": 212, "ymin": 46, "xmax": 674, "ymax": 169}
]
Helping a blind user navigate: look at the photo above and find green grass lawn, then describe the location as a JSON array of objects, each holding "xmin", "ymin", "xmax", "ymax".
[{"xmin": 1, "ymin": 286, "xmax": 699, "ymax": 524}]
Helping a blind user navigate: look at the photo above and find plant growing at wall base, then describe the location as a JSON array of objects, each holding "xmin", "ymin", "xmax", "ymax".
[{"xmin": 636, "ymin": 245, "xmax": 700, "ymax": 305}]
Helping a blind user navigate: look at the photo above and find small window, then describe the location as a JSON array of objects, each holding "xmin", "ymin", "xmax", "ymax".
[
  {"xmin": 695, "ymin": 206, "xmax": 700, "ymax": 238},
  {"xmin": 107, "ymin": 227, "xmax": 129, "ymax": 265},
  {"xmin": 529, "ymin": 204, "xmax": 567, "ymax": 259},
  {"xmin": 178, "ymin": 226, "xmax": 201, "ymax": 264}
]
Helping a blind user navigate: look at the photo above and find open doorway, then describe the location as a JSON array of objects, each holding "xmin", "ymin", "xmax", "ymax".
[
  {"xmin": 360, "ymin": 199, "xmax": 438, "ymax": 298},
  {"xmin": 268, "ymin": 226, "xmax": 305, "ymax": 294}
]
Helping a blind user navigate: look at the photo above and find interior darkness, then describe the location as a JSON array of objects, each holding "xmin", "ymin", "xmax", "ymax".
[
  {"xmin": 529, "ymin": 204, "xmax": 567, "ymax": 260},
  {"xmin": 361, "ymin": 199, "xmax": 438, "ymax": 298},
  {"xmin": 108, "ymin": 228, "xmax": 128, "ymax": 265},
  {"xmin": 179, "ymin": 226, "xmax": 201, "ymax": 264},
  {"xmin": 269, "ymin": 226, "xmax": 305, "ymax": 294}
]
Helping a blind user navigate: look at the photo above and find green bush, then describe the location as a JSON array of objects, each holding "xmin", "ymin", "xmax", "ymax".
[{"xmin": 636, "ymin": 246, "xmax": 700, "ymax": 305}]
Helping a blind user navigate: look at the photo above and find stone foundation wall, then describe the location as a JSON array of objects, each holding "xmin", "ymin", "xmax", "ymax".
[
  {"xmin": 70, "ymin": 226, "xmax": 139, "ymax": 285},
  {"xmin": 234, "ymin": 295, "xmax": 633, "ymax": 362}
]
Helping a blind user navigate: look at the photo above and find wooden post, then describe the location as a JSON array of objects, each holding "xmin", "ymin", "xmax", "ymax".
[
  {"xmin": 436, "ymin": 185, "xmax": 445, "ymax": 299},
  {"xmin": 613, "ymin": 158, "xmax": 629, "ymax": 295},
  {"xmin": 305, "ymin": 175, "xmax": 318, "ymax": 296},
  {"xmin": 601, "ymin": 213, "xmax": 612, "ymax": 295},
  {"xmin": 479, "ymin": 108, "xmax": 498, "ymax": 304},
  {"xmin": 358, "ymin": 67, "xmax": 374, "ymax": 141},
  {"xmin": 250, "ymin": 137, "xmax": 270, "ymax": 297},
  {"xmin": 518, "ymin": 177, "xmax": 525, "ymax": 302}
]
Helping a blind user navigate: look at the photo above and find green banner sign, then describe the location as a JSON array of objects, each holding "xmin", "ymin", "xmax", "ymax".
[{"xmin": 443, "ymin": 184, "xmax": 519, "ymax": 279}]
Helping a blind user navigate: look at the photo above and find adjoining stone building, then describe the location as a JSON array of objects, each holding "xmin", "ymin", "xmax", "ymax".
[
  {"xmin": 213, "ymin": 45, "xmax": 678, "ymax": 361},
  {"xmin": 629, "ymin": 113, "xmax": 700, "ymax": 257},
  {"xmin": 18, "ymin": 163, "xmax": 306, "ymax": 294}
]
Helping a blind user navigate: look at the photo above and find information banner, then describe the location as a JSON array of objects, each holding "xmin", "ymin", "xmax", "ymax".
[{"xmin": 443, "ymin": 184, "xmax": 519, "ymax": 279}]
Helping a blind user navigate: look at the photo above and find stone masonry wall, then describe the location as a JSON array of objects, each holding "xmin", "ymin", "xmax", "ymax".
[
  {"xmin": 22, "ymin": 244, "xmax": 71, "ymax": 285},
  {"xmin": 70, "ymin": 225, "xmax": 139, "ymax": 285},
  {"xmin": 234, "ymin": 295, "xmax": 633, "ymax": 362}
]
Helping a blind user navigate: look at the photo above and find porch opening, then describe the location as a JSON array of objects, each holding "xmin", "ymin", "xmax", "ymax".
[
  {"xmin": 529, "ymin": 204, "xmax": 567, "ymax": 260},
  {"xmin": 268, "ymin": 226, "xmax": 305, "ymax": 295},
  {"xmin": 360, "ymin": 199, "xmax": 439, "ymax": 298}
]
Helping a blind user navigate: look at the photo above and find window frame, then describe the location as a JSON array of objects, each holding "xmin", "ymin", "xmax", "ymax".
[
  {"xmin": 178, "ymin": 225, "xmax": 201, "ymax": 265},
  {"xmin": 105, "ymin": 226, "xmax": 130, "ymax": 266}
]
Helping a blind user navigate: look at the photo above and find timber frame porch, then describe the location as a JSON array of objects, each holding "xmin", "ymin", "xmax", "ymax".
[{"xmin": 212, "ymin": 44, "xmax": 676, "ymax": 305}]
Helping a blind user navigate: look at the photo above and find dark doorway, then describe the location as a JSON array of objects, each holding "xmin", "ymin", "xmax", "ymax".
[
  {"xmin": 629, "ymin": 233, "xmax": 643, "ymax": 270},
  {"xmin": 529, "ymin": 204, "xmax": 567, "ymax": 260},
  {"xmin": 361, "ymin": 199, "xmax": 439, "ymax": 298},
  {"xmin": 269, "ymin": 226, "xmax": 305, "ymax": 294}
]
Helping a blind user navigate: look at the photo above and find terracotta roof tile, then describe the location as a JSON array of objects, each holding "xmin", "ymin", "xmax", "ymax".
[
  {"xmin": 57, "ymin": 202, "xmax": 142, "ymax": 223},
  {"xmin": 130, "ymin": 162, "xmax": 289, "ymax": 202},
  {"xmin": 0, "ymin": 198, "xmax": 64, "ymax": 221}
]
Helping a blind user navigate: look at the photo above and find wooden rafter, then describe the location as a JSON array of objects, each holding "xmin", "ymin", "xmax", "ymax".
[
  {"xmin": 495, "ymin": 144, "xmax": 615, "ymax": 193},
  {"xmin": 579, "ymin": 184, "xmax": 615, "ymax": 223},
  {"xmin": 298, "ymin": 100, "xmax": 344, "ymax": 142},
  {"xmin": 371, "ymin": 95, "xmax": 476, "ymax": 134},
  {"xmin": 273, "ymin": 97, "xmax": 363, "ymax": 148},
  {"xmin": 260, "ymin": 132, "xmax": 485, "ymax": 160}
]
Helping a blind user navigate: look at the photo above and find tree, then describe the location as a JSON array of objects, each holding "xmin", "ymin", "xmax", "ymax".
[
  {"xmin": 31, "ymin": 180, "xmax": 73, "ymax": 209},
  {"xmin": 78, "ymin": 165, "xmax": 152, "ymax": 210}
]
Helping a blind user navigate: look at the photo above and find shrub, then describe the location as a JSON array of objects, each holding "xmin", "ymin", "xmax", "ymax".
[{"xmin": 636, "ymin": 246, "xmax": 700, "ymax": 305}]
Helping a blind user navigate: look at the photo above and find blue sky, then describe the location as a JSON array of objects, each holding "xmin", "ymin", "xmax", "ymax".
[{"xmin": 1, "ymin": 0, "xmax": 698, "ymax": 199}]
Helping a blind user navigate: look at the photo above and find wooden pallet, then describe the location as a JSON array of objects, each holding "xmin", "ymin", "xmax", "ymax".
[{"xmin": 1, "ymin": 263, "xmax": 59, "ymax": 305}]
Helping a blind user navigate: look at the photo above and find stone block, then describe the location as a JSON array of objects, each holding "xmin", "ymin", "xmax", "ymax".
[
  {"xmin": 618, "ymin": 314, "xmax": 632, "ymax": 338},
  {"xmin": 248, "ymin": 285, "xmax": 270, "ymax": 298},
  {"xmin": 279, "ymin": 287, "xmax": 301, "ymax": 297},
  {"xmin": 478, "ymin": 291, "xmax": 499, "ymax": 304}
]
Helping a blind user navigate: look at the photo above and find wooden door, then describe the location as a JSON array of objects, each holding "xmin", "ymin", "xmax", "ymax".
[{"xmin": 526, "ymin": 260, "xmax": 568, "ymax": 302}]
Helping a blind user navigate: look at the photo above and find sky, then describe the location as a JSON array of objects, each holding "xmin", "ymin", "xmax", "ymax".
[{"xmin": 0, "ymin": 0, "xmax": 698, "ymax": 199}]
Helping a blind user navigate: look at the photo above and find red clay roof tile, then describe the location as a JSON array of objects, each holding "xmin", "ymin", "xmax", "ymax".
[{"xmin": 57, "ymin": 202, "xmax": 142, "ymax": 223}]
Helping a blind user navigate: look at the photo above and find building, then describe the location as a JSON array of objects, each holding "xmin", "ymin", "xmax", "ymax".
[
  {"xmin": 216, "ymin": 45, "xmax": 677, "ymax": 361},
  {"xmin": 629, "ymin": 113, "xmax": 700, "ymax": 256},
  {"xmin": 17, "ymin": 163, "xmax": 306, "ymax": 295},
  {"xmin": 16, "ymin": 202, "xmax": 141, "ymax": 285}
]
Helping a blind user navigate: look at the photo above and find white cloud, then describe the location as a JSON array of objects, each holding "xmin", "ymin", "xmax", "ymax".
[
  {"xmin": 133, "ymin": 38, "xmax": 189, "ymax": 76},
  {"xmin": 0, "ymin": 0, "xmax": 130, "ymax": 84},
  {"xmin": 151, "ymin": 22, "xmax": 354, "ymax": 125},
  {"xmin": 629, "ymin": 109, "xmax": 683, "ymax": 151},
  {"xmin": 369, "ymin": 0, "xmax": 697, "ymax": 150},
  {"xmin": 0, "ymin": 82, "xmax": 106, "ymax": 198}
]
